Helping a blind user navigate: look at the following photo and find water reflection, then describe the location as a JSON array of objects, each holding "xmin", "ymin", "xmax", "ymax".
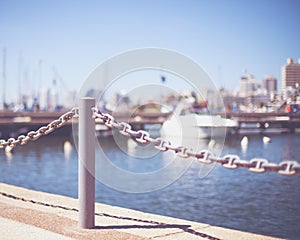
[
  {"xmin": 63, "ymin": 141, "xmax": 73, "ymax": 160},
  {"xmin": 5, "ymin": 150, "xmax": 13, "ymax": 162},
  {"xmin": 283, "ymin": 134, "xmax": 293, "ymax": 160}
]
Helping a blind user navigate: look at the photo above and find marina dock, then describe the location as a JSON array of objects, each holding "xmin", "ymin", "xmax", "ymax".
[
  {"xmin": 1, "ymin": 111, "xmax": 300, "ymax": 138},
  {"xmin": 229, "ymin": 112, "xmax": 300, "ymax": 133}
]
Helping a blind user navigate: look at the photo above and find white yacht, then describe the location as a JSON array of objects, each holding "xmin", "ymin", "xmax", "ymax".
[{"xmin": 160, "ymin": 101, "xmax": 237, "ymax": 139}]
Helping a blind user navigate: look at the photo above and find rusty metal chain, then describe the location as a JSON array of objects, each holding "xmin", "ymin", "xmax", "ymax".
[
  {"xmin": 0, "ymin": 108, "xmax": 78, "ymax": 151},
  {"xmin": 92, "ymin": 107, "xmax": 300, "ymax": 176}
]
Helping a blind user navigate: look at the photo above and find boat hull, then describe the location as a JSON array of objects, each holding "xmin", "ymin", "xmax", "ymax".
[{"xmin": 160, "ymin": 114, "xmax": 237, "ymax": 139}]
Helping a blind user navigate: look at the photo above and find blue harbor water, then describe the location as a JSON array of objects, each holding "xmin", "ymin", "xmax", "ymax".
[{"xmin": 1, "ymin": 132, "xmax": 300, "ymax": 239}]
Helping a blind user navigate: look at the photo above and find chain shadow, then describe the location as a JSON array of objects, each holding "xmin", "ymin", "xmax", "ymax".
[
  {"xmin": 94, "ymin": 212, "xmax": 220, "ymax": 239},
  {"xmin": 95, "ymin": 223, "xmax": 220, "ymax": 240},
  {"xmin": 95, "ymin": 224, "xmax": 190, "ymax": 230}
]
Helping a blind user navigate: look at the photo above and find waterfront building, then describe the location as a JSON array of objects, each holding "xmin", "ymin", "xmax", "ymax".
[
  {"xmin": 281, "ymin": 58, "xmax": 300, "ymax": 91},
  {"xmin": 263, "ymin": 75, "xmax": 277, "ymax": 101},
  {"xmin": 64, "ymin": 90, "xmax": 76, "ymax": 109},
  {"xmin": 239, "ymin": 73, "xmax": 257, "ymax": 98},
  {"xmin": 230, "ymin": 72, "xmax": 271, "ymax": 112},
  {"xmin": 48, "ymin": 89, "xmax": 58, "ymax": 111},
  {"xmin": 38, "ymin": 88, "xmax": 48, "ymax": 111},
  {"xmin": 263, "ymin": 75, "xmax": 277, "ymax": 93}
]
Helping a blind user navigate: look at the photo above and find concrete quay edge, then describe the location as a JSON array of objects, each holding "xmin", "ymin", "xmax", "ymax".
[{"xmin": 0, "ymin": 183, "xmax": 285, "ymax": 240}]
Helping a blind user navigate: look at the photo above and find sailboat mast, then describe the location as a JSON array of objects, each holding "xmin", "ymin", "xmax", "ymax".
[{"xmin": 2, "ymin": 48, "xmax": 6, "ymax": 106}]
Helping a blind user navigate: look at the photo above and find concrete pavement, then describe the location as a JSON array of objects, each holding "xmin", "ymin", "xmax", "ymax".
[{"xmin": 0, "ymin": 183, "xmax": 285, "ymax": 240}]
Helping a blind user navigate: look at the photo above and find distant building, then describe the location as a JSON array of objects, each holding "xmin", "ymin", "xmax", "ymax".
[
  {"xmin": 48, "ymin": 89, "xmax": 58, "ymax": 111},
  {"xmin": 263, "ymin": 75, "xmax": 277, "ymax": 93},
  {"xmin": 263, "ymin": 75, "xmax": 277, "ymax": 101},
  {"xmin": 281, "ymin": 58, "xmax": 300, "ymax": 91},
  {"xmin": 64, "ymin": 90, "xmax": 76, "ymax": 109},
  {"xmin": 239, "ymin": 73, "xmax": 257, "ymax": 97},
  {"xmin": 38, "ymin": 88, "xmax": 48, "ymax": 110},
  {"xmin": 232, "ymin": 72, "xmax": 270, "ymax": 112}
]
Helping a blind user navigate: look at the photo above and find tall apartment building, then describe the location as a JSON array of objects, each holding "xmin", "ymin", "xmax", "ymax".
[{"xmin": 281, "ymin": 58, "xmax": 300, "ymax": 91}]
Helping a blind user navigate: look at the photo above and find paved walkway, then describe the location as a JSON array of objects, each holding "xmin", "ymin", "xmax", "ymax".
[{"xmin": 0, "ymin": 183, "xmax": 284, "ymax": 240}]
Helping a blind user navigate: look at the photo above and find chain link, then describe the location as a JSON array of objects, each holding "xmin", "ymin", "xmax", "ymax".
[
  {"xmin": 1, "ymin": 107, "xmax": 299, "ymax": 177},
  {"xmin": 0, "ymin": 108, "xmax": 78, "ymax": 150},
  {"xmin": 92, "ymin": 108, "xmax": 300, "ymax": 176}
]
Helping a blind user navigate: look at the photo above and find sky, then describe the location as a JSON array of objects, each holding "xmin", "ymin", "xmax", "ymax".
[{"xmin": 1, "ymin": 0, "xmax": 300, "ymax": 103}]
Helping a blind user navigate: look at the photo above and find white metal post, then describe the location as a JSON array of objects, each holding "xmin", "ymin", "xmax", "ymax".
[{"xmin": 79, "ymin": 97, "xmax": 95, "ymax": 229}]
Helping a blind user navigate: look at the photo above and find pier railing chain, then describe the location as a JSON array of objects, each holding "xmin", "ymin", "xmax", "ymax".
[
  {"xmin": 0, "ymin": 108, "xmax": 78, "ymax": 149},
  {"xmin": 1, "ymin": 106, "xmax": 300, "ymax": 176},
  {"xmin": 92, "ymin": 107, "xmax": 300, "ymax": 176}
]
